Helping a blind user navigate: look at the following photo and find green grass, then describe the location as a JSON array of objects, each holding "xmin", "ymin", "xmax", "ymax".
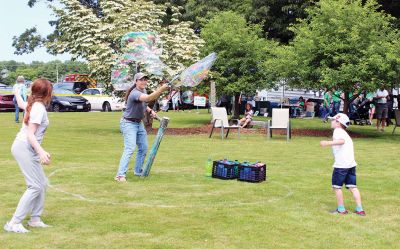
[{"xmin": 0, "ymin": 110, "xmax": 399, "ymax": 249}]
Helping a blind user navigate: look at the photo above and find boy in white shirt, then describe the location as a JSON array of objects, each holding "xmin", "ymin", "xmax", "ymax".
[{"xmin": 320, "ymin": 113, "xmax": 366, "ymax": 216}]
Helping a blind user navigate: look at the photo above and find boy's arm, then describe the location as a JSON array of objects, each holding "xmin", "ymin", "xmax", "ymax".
[{"xmin": 320, "ymin": 139, "xmax": 345, "ymax": 147}]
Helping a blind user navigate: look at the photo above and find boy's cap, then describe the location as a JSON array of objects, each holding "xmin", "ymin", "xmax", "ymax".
[
  {"xmin": 328, "ymin": 113, "xmax": 350, "ymax": 128},
  {"xmin": 133, "ymin": 72, "xmax": 148, "ymax": 82}
]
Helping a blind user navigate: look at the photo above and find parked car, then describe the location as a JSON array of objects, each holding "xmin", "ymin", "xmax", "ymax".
[
  {"xmin": 50, "ymin": 89, "xmax": 91, "ymax": 112},
  {"xmin": 53, "ymin": 82, "xmax": 89, "ymax": 94},
  {"xmin": 80, "ymin": 88, "xmax": 124, "ymax": 111},
  {"xmin": 0, "ymin": 93, "xmax": 15, "ymax": 112}
]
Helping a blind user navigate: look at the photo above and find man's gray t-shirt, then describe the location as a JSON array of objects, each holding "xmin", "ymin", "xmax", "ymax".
[{"xmin": 123, "ymin": 88, "xmax": 147, "ymax": 119}]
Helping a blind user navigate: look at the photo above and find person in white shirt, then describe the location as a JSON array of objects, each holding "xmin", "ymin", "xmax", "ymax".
[
  {"xmin": 320, "ymin": 113, "xmax": 365, "ymax": 216},
  {"xmin": 4, "ymin": 78, "xmax": 53, "ymax": 233},
  {"xmin": 12, "ymin": 75, "xmax": 28, "ymax": 123},
  {"xmin": 374, "ymin": 85, "xmax": 389, "ymax": 131},
  {"xmin": 170, "ymin": 89, "xmax": 181, "ymax": 111}
]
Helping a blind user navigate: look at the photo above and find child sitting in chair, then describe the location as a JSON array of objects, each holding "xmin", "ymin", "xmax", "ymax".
[{"xmin": 239, "ymin": 103, "xmax": 254, "ymax": 128}]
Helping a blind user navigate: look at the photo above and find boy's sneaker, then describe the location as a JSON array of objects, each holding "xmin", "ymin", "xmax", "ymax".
[
  {"xmin": 354, "ymin": 210, "xmax": 366, "ymax": 216},
  {"xmin": 27, "ymin": 221, "xmax": 52, "ymax": 228},
  {"xmin": 4, "ymin": 222, "xmax": 30, "ymax": 233},
  {"xmin": 330, "ymin": 209, "xmax": 348, "ymax": 215}
]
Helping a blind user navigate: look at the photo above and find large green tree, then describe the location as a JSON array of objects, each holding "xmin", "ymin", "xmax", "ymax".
[
  {"xmin": 267, "ymin": 0, "xmax": 400, "ymax": 113},
  {"xmin": 13, "ymin": 0, "xmax": 203, "ymax": 88},
  {"xmin": 201, "ymin": 11, "xmax": 277, "ymax": 117}
]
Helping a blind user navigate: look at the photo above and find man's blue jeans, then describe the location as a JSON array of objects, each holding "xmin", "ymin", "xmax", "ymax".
[
  {"xmin": 323, "ymin": 106, "xmax": 333, "ymax": 119},
  {"xmin": 332, "ymin": 101, "xmax": 341, "ymax": 115},
  {"xmin": 117, "ymin": 119, "xmax": 148, "ymax": 177},
  {"xmin": 13, "ymin": 97, "xmax": 20, "ymax": 122}
]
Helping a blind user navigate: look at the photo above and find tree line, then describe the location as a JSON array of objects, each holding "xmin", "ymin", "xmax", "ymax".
[{"xmin": 0, "ymin": 60, "xmax": 88, "ymax": 85}]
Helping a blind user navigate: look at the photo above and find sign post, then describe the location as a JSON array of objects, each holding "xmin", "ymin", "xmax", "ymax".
[{"xmin": 194, "ymin": 96, "xmax": 206, "ymax": 113}]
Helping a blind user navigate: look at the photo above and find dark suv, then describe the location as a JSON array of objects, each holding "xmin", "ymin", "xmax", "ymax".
[{"xmin": 53, "ymin": 82, "xmax": 89, "ymax": 94}]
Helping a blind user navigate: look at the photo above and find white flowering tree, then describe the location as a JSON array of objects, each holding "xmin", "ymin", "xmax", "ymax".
[{"xmin": 45, "ymin": 0, "xmax": 203, "ymax": 89}]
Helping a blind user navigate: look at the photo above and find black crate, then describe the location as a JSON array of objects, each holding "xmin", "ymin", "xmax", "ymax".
[
  {"xmin": 212, "ymin": 160, "xmax": 239, "ymax": 180},
  {"xmin": 238, "ymin": 163, "xmax": 266, "ymax": 183}
]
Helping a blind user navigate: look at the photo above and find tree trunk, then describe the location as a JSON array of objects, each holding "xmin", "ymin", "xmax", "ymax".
[
  {"xmin": 233, "ymin": 94, "xmax": 241, "ymax": 119},
  {"xmin": 342, "ymin": 91, "xmax": 351, "ymax": 115},
  {"xmin": 210, "ymin": 81, "xmax": 216, "ymax": 107}
]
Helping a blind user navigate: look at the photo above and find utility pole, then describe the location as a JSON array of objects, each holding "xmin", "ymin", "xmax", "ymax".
[{"xmin": 56, "ymin": 64, "xmax": 59, "ymax": 83}]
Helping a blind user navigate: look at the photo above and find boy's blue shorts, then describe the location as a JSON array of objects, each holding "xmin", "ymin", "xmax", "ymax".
[{"xmin": 332, "ymin": 167, "xmax": 357, "ymax": 189}]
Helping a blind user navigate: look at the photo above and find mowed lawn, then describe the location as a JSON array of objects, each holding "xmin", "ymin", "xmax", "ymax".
[{"xmin": 0, "ymin": 110, "xmax": 399, "ymax": 249}]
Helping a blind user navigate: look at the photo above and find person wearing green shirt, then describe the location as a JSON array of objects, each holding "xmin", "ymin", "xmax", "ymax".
[
  {"xmin": 323, "ymin": 88, "xmax": 333, "ymax": 121},
  {"xmin": 332, "ymin": 87, "xmax": 342, "ymax": 115}
]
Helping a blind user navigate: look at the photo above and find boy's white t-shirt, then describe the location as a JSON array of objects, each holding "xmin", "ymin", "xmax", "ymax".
[
  {"xmin": 15, "ymin": 102, "xmax": 49, "ymax": 144},
  {"xmin": 331, "ymin": 128, "xmax": 357, "ymax": 169}
]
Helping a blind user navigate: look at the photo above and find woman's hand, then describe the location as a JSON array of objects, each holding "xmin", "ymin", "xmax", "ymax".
[
  {"xmin": 150, "ymin": 109, "xmax": 157, "ymax": 118},
  {"xmin": 160, "ymin": 84, "xmax": 170, "ymax": 92},
  {"xmin": 39, "ymin": 149, "xmax": 51, "ymax": 165}
]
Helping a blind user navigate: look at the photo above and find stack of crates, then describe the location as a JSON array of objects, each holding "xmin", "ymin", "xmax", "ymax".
[
  {"xmin": 211, "ymin": 159, "xmax": 266, "ymax": 183},
  {"xmin": 238, "ymin": 162, "xmax": 266, "ymax": 183},
  {"xmin": 212, "ymin": 159, "xmax": 240, "ymax": 180}
]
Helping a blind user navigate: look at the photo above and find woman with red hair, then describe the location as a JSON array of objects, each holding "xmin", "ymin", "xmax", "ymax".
[{"xmin": 4, "ymin": 78, "xmax": 53, "ymax": 233}]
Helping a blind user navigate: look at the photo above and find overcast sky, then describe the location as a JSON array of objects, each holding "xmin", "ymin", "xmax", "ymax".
[{"xmin": 0, "ymin": 1, "xmax": 71, "ymax": 63}]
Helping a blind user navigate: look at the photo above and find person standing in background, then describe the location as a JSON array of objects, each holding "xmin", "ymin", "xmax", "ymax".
[
  {"xmin": 331, "ymin": 87, "xmax": 342, "ymax": 116},
  {"xmin": 374, "ymin": 85, "xmax": 389, "ymax": 131},
  {"xmin": 170, "ymin": 88, "xmax": 181, "ymax": 112},
  {"xmin": 12, "ymin": 76, "xmax": 27, "ymax": 123}
]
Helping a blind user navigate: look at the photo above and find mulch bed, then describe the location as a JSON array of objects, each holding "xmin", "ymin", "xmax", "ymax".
[{"xmin": 147, "ymin": 124, "xmax": 367, "ymax": 138}]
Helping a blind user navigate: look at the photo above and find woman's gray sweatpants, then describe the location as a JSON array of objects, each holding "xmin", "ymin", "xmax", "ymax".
[{"xmin": 10, "ymin": 140, "xmax": 48, "ymax": 224}]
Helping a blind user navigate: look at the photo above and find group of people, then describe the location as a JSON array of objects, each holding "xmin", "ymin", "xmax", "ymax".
[
  {"xmin": 321, "ymin": 85, "xmax": 393, "ymax": 132},
  {"xmin": 159, "ymin": 89, "xmax": 181, "ymax": 112},
  {"xmin": 4, "ymin": 75, "xmax": 378, "ymax": 233},
  {"xmin": 5, "ymin": 73, "xmax": 170, "ymax": 233}
]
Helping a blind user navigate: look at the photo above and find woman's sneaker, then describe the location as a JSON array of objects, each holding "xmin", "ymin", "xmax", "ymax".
[
  {"xmin": 27, "ymin": 221, "xmax": 52, "ymax": 228},
  {"xmin": 3, "ymin": 222, "xmax": 30, "ymax": 233}
]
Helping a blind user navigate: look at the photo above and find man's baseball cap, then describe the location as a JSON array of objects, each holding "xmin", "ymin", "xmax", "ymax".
[
  {"xmin": 328, "ymin": 113, "xmax": 350, "ymax": 128},
  {"xmin": 16, "ymin": 76, "xmax": 25, "ymax": 83},
  {"xmin": 133, "ymin": 72, "xmax": 148, "ymax": 82}
]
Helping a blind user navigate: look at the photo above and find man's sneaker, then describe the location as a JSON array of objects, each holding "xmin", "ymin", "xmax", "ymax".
[
  {"xmin": 3, "ymin": 222, "xmax": 30, "ymax": 233},
  {"xmin": 27, "ymin": 221, "xmax": 52, "ymax": 228},
  {"xmin": 330, "ymin": 209, "xmax": 348, "ymax": 215},
  {"xmin": 354, "ymin": 210, "xmax": 366, "ymax": 216},
  {"xmin": 134, "ymin": 170, "xmax": 143, "ymax": 176}
]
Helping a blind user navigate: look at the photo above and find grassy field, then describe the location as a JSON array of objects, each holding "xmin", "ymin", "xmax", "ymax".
[{"xmin": 0, "ymin": 110, "xmax": 399, "ymax": 249}]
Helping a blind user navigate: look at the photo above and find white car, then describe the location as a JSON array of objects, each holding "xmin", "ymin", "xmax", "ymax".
[{"xmin": 80, "ymin": 88, "xmax": 125, "ymax": 111}]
